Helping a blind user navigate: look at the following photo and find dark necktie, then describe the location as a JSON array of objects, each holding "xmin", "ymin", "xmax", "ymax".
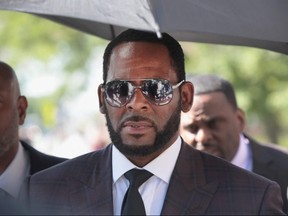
[{"xmin": 121, "ymin": 169, "xmax": 153, "ymax": 215}]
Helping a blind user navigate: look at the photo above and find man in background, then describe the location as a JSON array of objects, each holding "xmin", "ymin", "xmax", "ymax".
[
  {"xmin": 180, "ymin": 74, "xmax": 288, "ymax": 212},
  {"xmin": 0, "ymin": 61, "xmax": 66, "ymax": 199}
]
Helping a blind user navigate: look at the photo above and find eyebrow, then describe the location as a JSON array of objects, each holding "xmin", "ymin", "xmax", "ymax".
[{"xmin": 192, "ymin": 115, "xmax": 225, "ymax": 124}]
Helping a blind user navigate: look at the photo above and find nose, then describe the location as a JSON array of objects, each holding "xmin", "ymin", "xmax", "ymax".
[
  {"xmin": 195, "ymin": 127, "xmax": 212, "ymax": 144},
  {"xmin": 126, "ymin": 88, "xmax": 149, "ymax": 111}
]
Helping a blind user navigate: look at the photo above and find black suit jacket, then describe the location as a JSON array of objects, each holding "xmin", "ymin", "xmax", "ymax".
[
  {"xmin": 0, "ymin": 141, "xmax": 67, "ymax": 214},
  {"xmin": 247, "ymin": 135, "xmax": 288, "ymax": 213},
  {"xmin": 24, "ymin": 141, "xmax": 285, "ymax": 215},
  {"xmin": 21, "ymin": 141, "xmax": 67, "ymax": 175}
]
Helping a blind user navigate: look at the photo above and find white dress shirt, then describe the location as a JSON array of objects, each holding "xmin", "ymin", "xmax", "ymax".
[
  {"xmin": 0, "ymin": 143, "xmax": 30, "ymax": 198},
  {"xmin": 112, "ymin": 137, "xmax": 181, "ymax": 215},
  {"xmin": 231, "ymin": 133, "xmax": 252, "ymax": 171}
]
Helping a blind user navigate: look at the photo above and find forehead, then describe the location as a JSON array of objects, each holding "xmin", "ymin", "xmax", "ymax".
[
  {"xmin": 0, "ymin": 69, "xmax": 17, "ymax": 96},
  {"xmin": 107, "ymin": 42, "xmax": 176, "ymax": 81},
  {"xmin": 184, "ymin": 92, "xmax": 234, "ymax": 120},
  {"xmin": 0, "ymin": 72, "xmax": 11, "ymax": 86}
]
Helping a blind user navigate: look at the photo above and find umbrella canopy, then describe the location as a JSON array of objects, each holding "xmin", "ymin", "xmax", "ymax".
[{"xmin": 0, "ymin": 0, "xmax": 288, "ymax": 54}]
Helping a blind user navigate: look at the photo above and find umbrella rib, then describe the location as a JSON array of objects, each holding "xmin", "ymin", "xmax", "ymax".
[{"xmin": 109, "ymin": 25, "xmax": 116, "ymax": 39}]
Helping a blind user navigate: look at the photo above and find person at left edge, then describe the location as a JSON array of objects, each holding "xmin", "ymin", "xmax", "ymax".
[{"xmin": 0, "ymin": 61, "xmax": 67, "ymax": 200}]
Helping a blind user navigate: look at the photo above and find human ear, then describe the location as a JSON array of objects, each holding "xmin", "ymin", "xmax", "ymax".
[
  {"xmin": 236, "ymin": 108, "xmax": 246, "ymax": 132},
  {"xmin": 18, "ymin": 96, "xmax": 28, "ymax": 125},
  {"xmin": 181, "ymin": 81, "xmax": 194, "ymax": 112},
  {"xmin": 98, "ymin": 84, "xmax": 106, "ymax": 114}
]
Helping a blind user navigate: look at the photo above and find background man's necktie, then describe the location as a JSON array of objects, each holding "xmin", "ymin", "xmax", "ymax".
[{"xmin": 121, "ymin": 169, "xmax": 153, "ymax": 215}]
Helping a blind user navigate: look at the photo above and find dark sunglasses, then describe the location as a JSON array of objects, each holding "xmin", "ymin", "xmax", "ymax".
[{"xmin": 102, "ymin": 79, "xmax": 184, "ymax": 107}]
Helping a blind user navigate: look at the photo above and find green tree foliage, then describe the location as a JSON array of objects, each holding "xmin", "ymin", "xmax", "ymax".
[
  {"xmin": 0, "ymin": 11, "xmax": 106, "ymax": 69},
  {"xmin": 0, "ymin": 10, "xmax": 108, "ymax": 128}
]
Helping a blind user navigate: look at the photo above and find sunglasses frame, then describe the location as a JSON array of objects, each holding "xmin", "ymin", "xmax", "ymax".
[{"xmin": 102, "ymin": 78, "xmax": 185, "ymax": 107}]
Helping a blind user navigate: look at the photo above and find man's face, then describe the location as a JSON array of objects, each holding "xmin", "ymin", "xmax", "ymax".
[
  {"xmin": 98, "ymin": 42, "xmax": 193, "ymax": 163},
  {"xmin": 0, "ymin": 74, "xmax": 26, "ymax": 157},
  {"xmin": 180, "ymin": 92, "xmax": 244, "ymax": 161}
]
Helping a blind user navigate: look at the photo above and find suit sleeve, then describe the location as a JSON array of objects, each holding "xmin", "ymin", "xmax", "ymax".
[{"xmin": 259, "ymin": 181, "xmax": 285, "ymax": 215}]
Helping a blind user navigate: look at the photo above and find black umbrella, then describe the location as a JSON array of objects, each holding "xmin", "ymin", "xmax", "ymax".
[{"xmin": 1, "ymin": 0, "xmax": 288, "ymax": 54}]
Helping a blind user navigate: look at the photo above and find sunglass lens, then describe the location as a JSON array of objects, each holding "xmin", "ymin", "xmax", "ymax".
[
  {"xmin": 142, "ymin": 79, "xmax": 173, "ymax": 105},
  {"xmin": 105, "ymin": 81, "xmax": 132, "ymax": 107}
]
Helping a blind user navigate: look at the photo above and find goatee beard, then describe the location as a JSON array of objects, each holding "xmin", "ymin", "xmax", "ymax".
[{"xmin": 104, "ymin": 101, "xmax": 181, "ymax": 157}]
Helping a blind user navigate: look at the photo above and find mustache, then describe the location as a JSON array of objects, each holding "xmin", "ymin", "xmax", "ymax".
[{"xmin": 118, "ymin": 115, "xmax": 156, "ymax": 131}]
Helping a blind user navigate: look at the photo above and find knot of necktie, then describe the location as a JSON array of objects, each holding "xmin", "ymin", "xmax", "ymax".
[{"xmin": 125, "ymin": 169, "xmax": 153, "ymax": 188}]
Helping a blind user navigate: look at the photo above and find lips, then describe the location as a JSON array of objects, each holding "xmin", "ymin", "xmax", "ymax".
[
  {"xmin": 121, "ymin": 121, "xmax": 154, "ymax": 136},
  {"xmin": 123, "ymin": 121, "xmax": 153, "ymax": 128}
]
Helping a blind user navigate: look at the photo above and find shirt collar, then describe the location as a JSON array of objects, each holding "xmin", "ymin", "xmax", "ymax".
[
  {"xmin": 0, "ymin": 143, "xmax": 30, "ymax": 198},
  {"xmin": 112, "ymin": 137, "xmax": 182, "ymax": 184},
  {"xmin": 231, "ymin": 133, "xmax": 252, "ymax": 171}
]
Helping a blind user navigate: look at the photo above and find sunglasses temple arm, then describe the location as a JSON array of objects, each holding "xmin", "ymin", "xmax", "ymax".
[{"xmin": 172, "ymin": 80, "xmax": 185, "ymax": 89}]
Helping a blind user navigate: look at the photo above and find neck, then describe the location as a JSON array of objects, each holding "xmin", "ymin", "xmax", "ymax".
[{"xmin": 0, "ymin": 142, "xmax": 19, "ymax": 174}]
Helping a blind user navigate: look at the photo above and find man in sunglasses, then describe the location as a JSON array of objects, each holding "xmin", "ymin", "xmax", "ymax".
[{"xmin": 23, "ymin": 29, "xmax": 284, "ymax": 215}]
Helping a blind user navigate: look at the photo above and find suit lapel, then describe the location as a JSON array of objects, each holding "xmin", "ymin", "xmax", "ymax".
[
  {"xmin": 249, "ymin": 136, "xmax": 274, "ymax": 177},
  {"xmin": 68, "ymin": 145, "xmax": 114, "ymax": 215},
  {"xmin": 161, "ymin": 142, "xmax": 218, "ymax": 215},
  {"xmin": 64, "ymin": 142, "xmax": 219, "ymax": 215}
]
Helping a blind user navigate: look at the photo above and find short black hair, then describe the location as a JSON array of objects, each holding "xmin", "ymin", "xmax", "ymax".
[
  {"xmin": 187, "ymin": 74, "xmax": 238, "ymax": 110},
  {"xmin": 102, "ymin": 29, "xmax": 185, "ymax": 83}
]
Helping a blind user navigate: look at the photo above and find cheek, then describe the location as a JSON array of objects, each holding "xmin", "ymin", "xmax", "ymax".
[
  {"xmin": 213, "ymin": 128, "xmax": 229, "ymax": 143},
  {"xmin": 156, "ymin": 105, "xmax": 177, "ymax": 128},
  {"xmin": 0, "ymin": 111, "xmax": 17, "ymax": 135},
  {"xmin": 106, "ymin": 107, "xmax": 124, "ymax": 130},
  {"xmin": 0, "ymin": 107, "xmax": 16, "ymax": 122},
  {"xmin": 180, "ymin": 130, "xmax": 195, "ymax": 145}
]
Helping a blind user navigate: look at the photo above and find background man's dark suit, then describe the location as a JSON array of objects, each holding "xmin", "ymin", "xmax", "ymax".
[
  {"xmin": 21, "ymin": 140, "xmax": 66, "ymax": 174},
  {"xmin": 0, "ymin": 141, "xmax": 66, "ymax": 214},
  {"xmin": 24, "ymin": 142, "xmax": 284, "ymax": 215},
  {"xmin": 247, "ymin": 134, "xmax": 288, "ymax": 212}
]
